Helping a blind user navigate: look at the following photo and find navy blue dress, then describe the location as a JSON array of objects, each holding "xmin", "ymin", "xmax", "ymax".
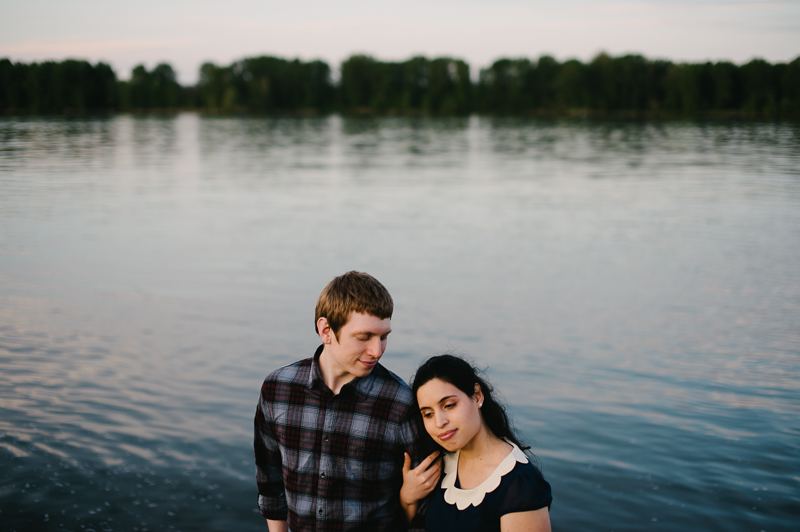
[{"xmin": 424, "ymin": 445, "xmax": 552, "ymax": 532}]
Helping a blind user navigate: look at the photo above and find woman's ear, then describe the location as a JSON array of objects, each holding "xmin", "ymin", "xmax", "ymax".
[{"xmin": 474, "ymin": 384, "xmax": 484, "ymax": 407}]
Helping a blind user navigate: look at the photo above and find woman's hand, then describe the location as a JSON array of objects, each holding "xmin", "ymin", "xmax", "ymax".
[{"xmin": 399, "ymin": 450, "xmax": 442, "ymax": 521}]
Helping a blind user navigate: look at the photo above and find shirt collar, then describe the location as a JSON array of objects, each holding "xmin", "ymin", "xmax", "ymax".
[
  {"xmin": 309, "ymin": 344, "xmax": 325, "ymax": 389},
  {"xmin": 309, "ymin": 344, "xmax": 375, "ymax": 399}
]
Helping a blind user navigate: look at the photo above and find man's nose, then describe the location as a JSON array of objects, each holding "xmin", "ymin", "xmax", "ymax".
[{"xmin": 366, "ymin": 337, "xmax": 383, "ymax": 357}]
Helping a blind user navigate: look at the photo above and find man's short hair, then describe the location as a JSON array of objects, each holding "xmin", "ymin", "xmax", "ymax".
[{"xmin": 315, "ymin": 271, "xmax": 393, "ymax": 339}]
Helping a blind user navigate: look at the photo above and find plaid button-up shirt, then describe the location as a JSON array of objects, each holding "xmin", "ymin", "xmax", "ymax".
[{"xmin": 255, "ymin": 345, "xmax": 429, "ymax": 532}]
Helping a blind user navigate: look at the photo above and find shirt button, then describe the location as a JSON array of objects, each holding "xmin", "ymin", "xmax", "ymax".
[
  {"xmin": 323, "ymin": 435, "xmax": 329, "ymax": 442},
  {"xmin": 318, "ymin": 508, "xmax": 324, "ymax": 516},
  {"xmin": 320, "ymin": 472, "xmax": 325, "ymax": 479}
]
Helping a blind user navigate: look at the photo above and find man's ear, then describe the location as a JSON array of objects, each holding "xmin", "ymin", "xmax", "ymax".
[{"xmin": 317, "ymin": 317, "xmax": 334, "ymax": 344}]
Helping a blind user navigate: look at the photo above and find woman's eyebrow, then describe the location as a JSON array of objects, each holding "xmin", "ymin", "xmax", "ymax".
[{"xmin": 419, "ymin": 395, "xmax": 457, "ymax": 410}]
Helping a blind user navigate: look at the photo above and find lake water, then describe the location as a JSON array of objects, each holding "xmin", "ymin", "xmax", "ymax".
[{"xmin": 1, "ymin": 114, "xmax": 799, "ymax": 532}]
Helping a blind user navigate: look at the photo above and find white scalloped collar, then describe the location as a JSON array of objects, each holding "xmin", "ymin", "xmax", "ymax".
[{"xmin": 440, "ymin": 441, "xmax": 529, "ymax": 510}]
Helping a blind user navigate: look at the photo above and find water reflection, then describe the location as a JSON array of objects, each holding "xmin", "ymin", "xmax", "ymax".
[{"xmin": 1, "ymin": 115, "xmax": 799, "ymax": 531}]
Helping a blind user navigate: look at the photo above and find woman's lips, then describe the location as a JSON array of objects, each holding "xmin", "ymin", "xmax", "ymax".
[{"xmin": 438, "ymin": 429, "xmax": 457, "ymax": 441}]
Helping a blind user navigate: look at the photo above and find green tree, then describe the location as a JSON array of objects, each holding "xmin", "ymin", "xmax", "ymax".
[
  {"xmin": 340, "ymin": 55, "xmax": 380, "ymax": 111},
  {"xmin": 553, "ymin": 59, "xmax": 587, "ymax": 110},
  {"xmin": 124, "ymin": 63, "xmax": 183, "ymax": 110},
  {"xmin": 710, "ymin": 62, "xmax": 741, "ymax": 110},
  {"xmin": 424, "ymin": 58, "xmax": 471, "ymax": 114},
  {"xmin": 740, "ymin": 58, "xmax": 777, "ymax": 113},
  {"xmin": 198, "ymin": 62, "xmax": 233, "ymax": 112},
  {"xmin": 780, "ymin": 57, "xmax": 800, "ymax": 114},
  {"xmin": 0, "ymin": 59, "xmax": 117, "ymax": 114},
  {"xmin": 477, "ymin": 58, "xmax": 535, "ymax": 114}
]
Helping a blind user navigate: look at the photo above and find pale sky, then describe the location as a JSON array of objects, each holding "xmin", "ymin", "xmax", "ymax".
[{"xmin": 1, "ymin": 0, "xmax": 799, "ymax": 84}]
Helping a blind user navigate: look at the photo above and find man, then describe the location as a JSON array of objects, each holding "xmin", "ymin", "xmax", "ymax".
[{"xmin": 254, "ymin": 271, "xmax": 440, "ymax": 531}]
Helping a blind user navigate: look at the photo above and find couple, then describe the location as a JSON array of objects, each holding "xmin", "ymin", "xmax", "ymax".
[{"xmin": 254, "ymin": 271, "xmax": 552, "ymax": 531}]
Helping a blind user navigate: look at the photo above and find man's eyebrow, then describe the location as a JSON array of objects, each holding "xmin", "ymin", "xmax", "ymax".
[{"xmin": 352, "ymin": 329, "xmax": 392, "ymax": 335}]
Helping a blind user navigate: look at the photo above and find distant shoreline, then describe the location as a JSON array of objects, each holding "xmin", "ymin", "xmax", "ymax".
[{"xmin": 2, "ymin": 53, "xmax": 799, "ymax": 118}]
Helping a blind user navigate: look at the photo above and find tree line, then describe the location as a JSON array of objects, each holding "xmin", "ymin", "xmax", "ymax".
[{"xmin": 2, "ymin": 53, "xmax": 799, "ymax": 116}]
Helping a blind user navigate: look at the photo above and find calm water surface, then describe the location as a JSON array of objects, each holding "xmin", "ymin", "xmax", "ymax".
[{"xmin": 1, "ymin": 115, "xmax": 799, "ymax": 531}]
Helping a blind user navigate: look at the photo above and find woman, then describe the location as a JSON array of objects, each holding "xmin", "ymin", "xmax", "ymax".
[{"xmin": 400, "ymin": 354, "xmax": 552, "ymax": 532}]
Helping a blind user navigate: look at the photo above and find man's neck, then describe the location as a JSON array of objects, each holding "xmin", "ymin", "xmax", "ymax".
[{"xmin": 318, "ymin": 346, "xmax": 356, "ymax": 395}]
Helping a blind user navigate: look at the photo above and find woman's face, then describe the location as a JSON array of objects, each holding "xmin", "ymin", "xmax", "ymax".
[{"xmin": 416, "ymin": 378, "xmax": 484, "ymax": 452}]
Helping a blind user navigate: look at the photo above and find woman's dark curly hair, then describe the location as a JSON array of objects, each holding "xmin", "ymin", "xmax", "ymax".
[{"xmin": 411, "ymin": 354, "xmax": 530, "ymax": 454}]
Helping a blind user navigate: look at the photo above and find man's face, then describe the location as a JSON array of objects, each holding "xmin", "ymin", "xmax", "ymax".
[{"xmin": 323, "ymin": 312, "xmax": 392, "ymax": 381}]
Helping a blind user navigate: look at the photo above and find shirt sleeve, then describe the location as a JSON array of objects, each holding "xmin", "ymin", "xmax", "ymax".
[
  {"xmin": 497, "ymin": 462, "xmax": 553, "ymax": 516},
  {"xmin": 254, "ymin": 384, "xmax": 288, "ymax": 521},
  {"xmin": 398, "ymin": 404, "xmax": 438, "ymax": 467}
]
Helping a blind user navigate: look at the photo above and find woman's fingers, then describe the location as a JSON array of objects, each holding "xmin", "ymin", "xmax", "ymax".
[
  {"xmin": 402, "ymin": 452, "xmax": 412, "ymax": 474},
  {"xmin": 412, "ymin": 453, "xmax": 442, "ymax": 490},
  {"xmin": 419, "ymin": 450, "xmax": 440, "ymax": 470},
  {"xmin": 428, "ymin": 458, "xmax": 441, "ymax": 479},
  {"xmin": 413, "ymin": 450, "xmax": 441, "ymax": 475}
]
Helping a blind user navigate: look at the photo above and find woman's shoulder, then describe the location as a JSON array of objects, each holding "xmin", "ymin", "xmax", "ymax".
[
  {"xmin": 503, "ymin": 459, "xmax": 549, "ymax": 491},
  {"xmin": 496, "ymin": 458, "xmax": 553, "ymax": 514}
]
